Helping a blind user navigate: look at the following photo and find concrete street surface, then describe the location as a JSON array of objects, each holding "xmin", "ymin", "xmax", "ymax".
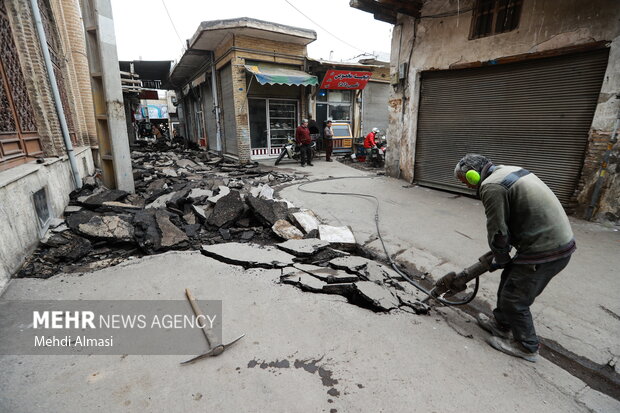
[
  {"xmin": 1, "ymin": 252, "xmax": 618, "ymax": 412},
  {"xmin": 278, "ymin": 160, "xmax": 620, "ymax": 369}
]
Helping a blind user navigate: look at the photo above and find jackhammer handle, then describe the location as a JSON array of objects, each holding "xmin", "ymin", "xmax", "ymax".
[
  {"xmin": 450, "ymin": 251, "xmax": 494, "ymax": 291},
  {"xmin": 185, "ymin": 288, "xmax": 216, "ymax": 349}
]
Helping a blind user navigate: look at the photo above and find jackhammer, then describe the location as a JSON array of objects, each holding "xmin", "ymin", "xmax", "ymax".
[{"xmin": 421, "ymin": 251, "xmax": 494, "ymax": 305}]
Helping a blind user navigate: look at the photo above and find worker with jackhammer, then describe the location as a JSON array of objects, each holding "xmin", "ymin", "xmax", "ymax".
[{"xmin": 454, "ymin": 154, "xmax": 576, "ymax": 362}]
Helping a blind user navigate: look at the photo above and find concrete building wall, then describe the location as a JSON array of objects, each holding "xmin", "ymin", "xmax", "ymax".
[
  {"xmin": 0, "ymin": 147, "xmax": 94, "ymax": 292},
  {"xmin": 386, "ymin": 0, "xmax": 620, "ymax": 221}
]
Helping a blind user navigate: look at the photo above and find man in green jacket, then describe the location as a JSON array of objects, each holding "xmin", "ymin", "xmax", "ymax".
[{"xmin": 454, "ymin": 154, "xmax": 576, "ymax": 362}]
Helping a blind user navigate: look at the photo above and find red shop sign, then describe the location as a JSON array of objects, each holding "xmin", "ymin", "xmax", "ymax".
[{"xmin": 319, "ymin": 69, "xmax": 372, "ymax": 90}]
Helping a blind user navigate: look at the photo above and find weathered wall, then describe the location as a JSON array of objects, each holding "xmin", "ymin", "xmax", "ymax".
[
  {"xmin": 388, "ymin": 0, "xmax": 620, "ymax": 221},
  {"xmin": 0, "ymin": 147, "xmax": 94, "ymax": 292}
]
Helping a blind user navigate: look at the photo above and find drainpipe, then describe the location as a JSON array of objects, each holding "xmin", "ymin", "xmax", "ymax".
[
  {"xmin": 210, "ymin": 51, "xmax": 223, "ymax": 154},
  {"xmin": 30, "ymin": 0, "xmax": 81, "ymax": 189},
  {"xmin": 585, "ymin": 110, "xmax": 620, "ymax": 220}
]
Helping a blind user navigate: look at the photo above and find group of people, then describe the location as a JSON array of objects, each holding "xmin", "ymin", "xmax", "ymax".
[{"xmin": 294, "ymin": 119, "xmax": 383, "ymax": 167}]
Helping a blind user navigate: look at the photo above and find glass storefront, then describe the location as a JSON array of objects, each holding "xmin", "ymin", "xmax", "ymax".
[
  {"xmin": 316, "ymin": 89, "xmax": 353, "ymax": 135},
  {"xmin": 249, "ymin": 98, "xmax": 298, "ymax": 157}
]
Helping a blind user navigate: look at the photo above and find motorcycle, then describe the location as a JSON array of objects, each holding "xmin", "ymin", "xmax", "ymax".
[
  {"xmin": 368, "ymin": 138, "xmax": 387, "ymax": 168},
  {"xmin": 274, "ymin": 137, "xmax": 317, "ymax": 165}
]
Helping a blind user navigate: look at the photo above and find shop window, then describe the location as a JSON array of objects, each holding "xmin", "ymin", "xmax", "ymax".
[
  {"xmin": 269, "ymin": 100, "xmax": 296, "ymax": 148},
  {"xmin": 249, "ymin": 99, "xmax": 267, "ymax": 148},
  {"xmin": 470, "ymin": 0, "xmax": 522, "ymax": 39}
]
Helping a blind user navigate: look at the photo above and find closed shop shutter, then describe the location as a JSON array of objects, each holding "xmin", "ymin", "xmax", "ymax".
[
  {"xmin": 362, "ymin": 81, "xmax": 389, "ymax": 133},
  {"xmin": 414, "ymin": 48, "xmax": 609, "ymax": 206},
  {"xmin": 203, "ymin": 81, "xmax": 217, "ymax": 150},
  {"xmin": 219, "ymin": 64, "xmax": 237, "ymax": 155}
]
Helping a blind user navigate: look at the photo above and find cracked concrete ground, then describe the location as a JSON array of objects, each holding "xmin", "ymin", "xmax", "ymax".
[
  {"xmin": 277, "ymin": 161, "xmax": 620, "ymax": 383},
  {"xmin": 1, "ymin": 251, "xmax": 618, "ymax": 412}
]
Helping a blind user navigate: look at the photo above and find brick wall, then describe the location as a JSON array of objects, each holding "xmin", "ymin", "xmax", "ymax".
[{"xmin": 50, "ymin": 0, "xmax": 96, "ymax": 147}]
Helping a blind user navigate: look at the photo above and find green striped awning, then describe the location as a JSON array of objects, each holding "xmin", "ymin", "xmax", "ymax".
[{"xmin": 244, "ymin": 65, "xmax": 318, "ymax": 86}]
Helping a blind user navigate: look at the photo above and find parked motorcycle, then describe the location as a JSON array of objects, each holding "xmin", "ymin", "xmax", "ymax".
[
  {"xmin": 274, "ymin": 137, "xmax": 317, "ymax": 165},
  {"xmin": 368, "ymin": 138, "xmax": 387, "ymax": 168}
]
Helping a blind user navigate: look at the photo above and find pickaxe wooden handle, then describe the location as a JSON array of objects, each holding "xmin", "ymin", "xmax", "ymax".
[{"xmin": 181, "ymin": 288, "xmax": 245, "ymax": 365}]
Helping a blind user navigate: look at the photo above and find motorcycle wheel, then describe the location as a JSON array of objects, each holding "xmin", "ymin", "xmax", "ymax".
[{"xmin": 274, "ymin": 149, "xmax": 286, "ymax": 166}]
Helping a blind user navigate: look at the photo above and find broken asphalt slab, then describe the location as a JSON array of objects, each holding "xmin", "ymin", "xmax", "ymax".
[
  {"xmin": 201, "ymin": 242, "xmax": 295, "ymax": 268},
  {"xmin": 277, "ymin": 239, "xmax": 330, "ymax": 256}
]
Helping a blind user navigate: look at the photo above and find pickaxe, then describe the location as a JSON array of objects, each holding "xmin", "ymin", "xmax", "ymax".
[{"xmin": 181, "ymin": 288, "xmax": 245, "ymax": 365}]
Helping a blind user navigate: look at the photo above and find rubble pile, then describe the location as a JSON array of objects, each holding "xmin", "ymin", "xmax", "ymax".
[
  {"xmin": 18, "ymin": 144, "xmax": 429, "ymax": 314},
  {"xmin": 18, "ymin": 147, "xmax": 309, "ymax": 278}
]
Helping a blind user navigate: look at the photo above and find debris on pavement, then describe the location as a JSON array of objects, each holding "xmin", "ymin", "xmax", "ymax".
[{"xmin": 16, "ymin": 142, "xmax": 429, "ymax": 314}]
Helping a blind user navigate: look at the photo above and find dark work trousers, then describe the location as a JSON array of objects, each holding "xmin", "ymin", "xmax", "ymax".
[
  {"xmin": 324, "ymin": 138, "xmax": 333, "ymax": 161},
  {"xmin": 493, "ymin": 256, "xmax": 571, "ymax": 353},
  {"xmin": 300, "ymin": 143, "xmax": 312, "ymax": 165}
]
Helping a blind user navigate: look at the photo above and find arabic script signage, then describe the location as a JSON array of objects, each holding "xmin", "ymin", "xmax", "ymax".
[{"xmin": 319, "ymin": 69, "xmax": 372, "ymax": 90}]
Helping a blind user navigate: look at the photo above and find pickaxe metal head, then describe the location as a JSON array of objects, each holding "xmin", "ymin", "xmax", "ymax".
[{"xmin": 181, "ymin": 288, "xmax": 245, "ymax": 365}]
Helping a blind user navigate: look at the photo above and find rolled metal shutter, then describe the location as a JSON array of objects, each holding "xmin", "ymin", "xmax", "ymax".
[
  {"xmin": 414, "ymin": 48, "xmax": 609, "ymax": 205},
  {"xmin": 220, "ymin": 64, "xmax": 237, "ymax": 155},
  {"xmin": 362, "ymin": 81, "xmax": 389, "ymax": 133}
]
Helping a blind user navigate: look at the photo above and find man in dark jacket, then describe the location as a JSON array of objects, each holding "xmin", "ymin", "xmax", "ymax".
[
  {"xmin": 323, "ymin": 120, "xmax": 334, "ymax": 162},
  {"xmin": 454, "ymin": 154, "xmax": 576, "ymax": 362},
  {"xmin": 295, "ymin": 119, "xmax": 313, "ymax": 167}
]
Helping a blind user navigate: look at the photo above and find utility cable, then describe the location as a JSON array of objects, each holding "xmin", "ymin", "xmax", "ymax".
[
  {"xmin": 283, "ymin": 0, "xmax": 369, "ymax": 55},
  {"xmin": 297, "ymin": 175, "xmax": 478, "ymax": 306},
  {"xmin": 161, "ymin": 0, "xmax": 184, "ymax": 50}
]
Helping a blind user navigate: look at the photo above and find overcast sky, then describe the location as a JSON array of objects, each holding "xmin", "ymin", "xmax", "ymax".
[{"xmin": 110, "ymin": 0, "xmax": 393, "ymax": 63}]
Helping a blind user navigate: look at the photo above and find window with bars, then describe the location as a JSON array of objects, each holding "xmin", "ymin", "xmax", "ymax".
[
  {"xmin": 470, "ymin": 0, "xmax": 523, "ymax": 39},
  {"xmin": 0, "ymin": 3, "xmax": 43, "ymax": 170}
]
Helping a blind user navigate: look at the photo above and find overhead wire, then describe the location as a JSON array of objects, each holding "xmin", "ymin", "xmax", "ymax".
[
  {"xmin": 161, "ymin": 0, "xmax": 185, "ymax": 50},
  {"xmin": 296, "ymin": 175, "xmax": 479, "ymax": 306},
  {"xmin": 283, "ymin": 0, "xmax": 370, "ymax": 55}
]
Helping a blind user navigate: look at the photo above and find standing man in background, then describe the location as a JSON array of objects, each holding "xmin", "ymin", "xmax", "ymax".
[
  {"xmin": 324, "ymin": 120, "xmax": 334, "ymax": 162},
  {"xmin": 295, "ymin": 119, "xmax": 313, "ymax": 167}
]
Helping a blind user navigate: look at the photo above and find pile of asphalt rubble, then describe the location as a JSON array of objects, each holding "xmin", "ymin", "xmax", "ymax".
[{"xmin": 19, "ymin": 142, "xmax": 428, "ymax": 314}]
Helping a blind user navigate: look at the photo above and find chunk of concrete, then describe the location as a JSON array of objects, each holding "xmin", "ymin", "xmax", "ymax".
[
  {"xmin": 145, "ymin": 192, "xmax": 176, "ymax": 209},
  {"xmin": 329, "ymin": 256, "xmax": 371, "ymax": 272},
  {"xmin": 353, "ymin": 281, "xmax": 400, "ymax": 312},
  {"xmin": 188, "ymin": 188, "xmax": 213, "ymax": 202},
  {"xmin": 318, "ymin": 225, "xmax": 356, "ymax": 245},
  {"xmin": 101, "ymin": 201, "xmax": 143, "ymax": 212},
  {"xmin": 201, "ymin": 242, "xmax": 295, "ymax": 268},
  {"xmin": 247, "ymin": 196, "xmax": 289, "ymax": 226},
  {"xmin": 282, "ymin": 271, "xmax": 326, "ymax": 293},
  {"xmin": 207, "ymin": 186, "xmax": 231, "ymax": 204},
  {"xmin": 160, "ymin": 167, "xmax": 178, "ymax": 177},
  {"xmin": 78, "ymin": 215, "xmax": 134, "ymax": 242},
  {"xmin": 191, "ymin": 204, "xmax": 211, "ymax": 222},
  {"xmin": 293, "ymin": 263, "xmax": 359, "ymax": 283},
  {"xmin": 155, "ymin": 211, "xmax": 188, "ymax": 249},
  {"xmin": 81, "ymin": 190, "xmax": 128, "ymax": 208},
  {"xmin": 207, "ymin": 191, "xmax": 245, "ymax": 228},
  {"xmin": 272, "ymin": 220, "xmax": 304, "ymax": 240},
  {"xmin": 277, "ymin": 239, "xmax": 329, "ymax": 256},
  {"xmin": 176, "ymin": 159, "xmax": 198, "ymax": 169},
  {"xmin": 259, "ymin": 184, "xmax": 274, "ymax": 200},
  {"xmin": 291, "ymin": 211, "xmax": 320, "ymax": 234}
]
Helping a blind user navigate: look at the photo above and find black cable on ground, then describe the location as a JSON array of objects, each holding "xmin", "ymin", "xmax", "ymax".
[{"xmin": 297, "ymin": 175, "xmax": 479, "ymax": 306}]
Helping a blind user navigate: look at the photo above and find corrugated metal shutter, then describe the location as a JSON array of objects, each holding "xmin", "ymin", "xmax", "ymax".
[
  {"xmin": 220, "ymin": 64, "xmax": 237, "ymax": 155},
  {"xmin": 414, "ymin": 48, "xmax": 609, "ymax": 205},
  {"xmin": 203, "ymin": 81, "xmax": 217, "ymax": 150},
  {"xmin": 362, "ymin": 82, "xmax": 390, "ymax": 133}
]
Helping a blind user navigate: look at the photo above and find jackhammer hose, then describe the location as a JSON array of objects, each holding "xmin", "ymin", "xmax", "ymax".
[{"xmin": 297, "ymin": 175, "xmax": 479, "ymax": 306}]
